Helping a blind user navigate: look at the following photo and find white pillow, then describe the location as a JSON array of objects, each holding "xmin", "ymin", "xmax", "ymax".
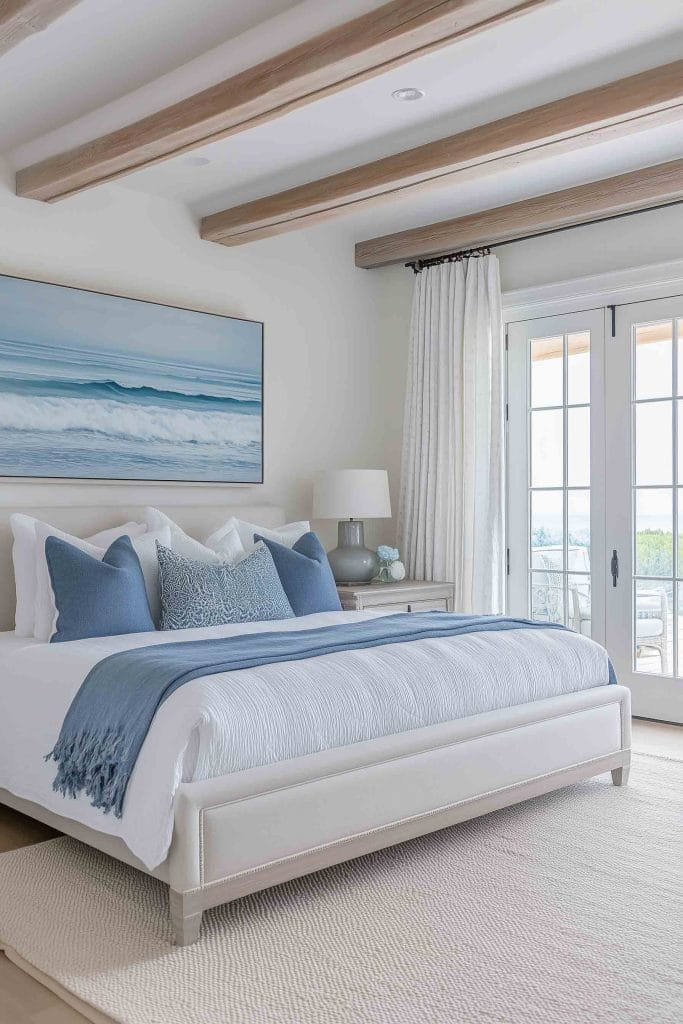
[
  {"xmin": 34, "ymin": 524, "xmax": 170, "ymax": 641},
  {"xmin": 208, "ymin": 516, "xmax": 310, "ymax": 553},
  {"xmin": 10, "ymin": 514, "xmax": 41, "ymax": 637},
  {"xmin": 202, "ymin": 518, "xmax": 246, "ymax": 560},
  {"xmin": 10, "ymin": 514, "xmax": 146, "ymax": 638},
  {"xmin": 144, "ymin": 508, "xmax": 243, "ymax": 563}
]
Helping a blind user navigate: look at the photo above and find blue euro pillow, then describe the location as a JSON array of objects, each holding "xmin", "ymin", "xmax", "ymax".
[
  {"xmin": 45, "ymin": 534, "xmax": 155, "ymax": 643},
  {"xmin": 256, "ymin": 531, "xmax": 342, "ymax": 617}
]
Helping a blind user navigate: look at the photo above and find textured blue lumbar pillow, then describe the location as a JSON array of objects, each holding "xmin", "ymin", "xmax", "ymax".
[
  {"xmin": 45, "ymin": 534, "xmax": 155, "ymax": 643},
  {"xmin": 157, "ymin": 541, "xmax": 294, "ymax": 630},
  {"xmin": 256, "ymin": 531, "xmax": 342, "ymax": 617}
]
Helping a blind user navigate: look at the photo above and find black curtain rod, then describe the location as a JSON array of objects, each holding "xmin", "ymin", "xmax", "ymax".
[
  {"xmin": 404, "ymin": 198, "xmax": 683, "ymax": 273},
  {"xmin": 406, "ymin": 247, "xmax": 490, "ymax": 274}
]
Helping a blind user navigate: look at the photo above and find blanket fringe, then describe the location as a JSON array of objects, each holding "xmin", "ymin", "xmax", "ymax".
[{"xmin": 46, "ymin": 728, "xmax": 129, "ymax": 818}]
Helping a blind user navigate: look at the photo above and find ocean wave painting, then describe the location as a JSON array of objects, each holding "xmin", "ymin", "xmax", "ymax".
[{"xmin": 0, "ymin": 275, "xmax": 263, "ymax": 482}]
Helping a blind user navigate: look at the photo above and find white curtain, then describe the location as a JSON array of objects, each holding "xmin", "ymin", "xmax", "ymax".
[{"xmin": 398, "ymin": 253, "xmax": 505, "ymax": 613}]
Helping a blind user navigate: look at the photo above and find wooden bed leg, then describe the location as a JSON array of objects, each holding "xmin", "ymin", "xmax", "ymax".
[
  {"xmin": 169, "ymin": 889, "xmax": 203, "ymax": 946},
  {"xmin": 611, "ymin": 765, "xmax": 630, "ymax": 787}
]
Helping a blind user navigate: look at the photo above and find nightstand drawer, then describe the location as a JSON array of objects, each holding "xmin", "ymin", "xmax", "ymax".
[
  {"xmin": 337, "ymin": 580, "xmax": 455, "ymax": 613},
  {"xmin": 408, "ymin": 599, "xmax": 448, "ymax": 612}
]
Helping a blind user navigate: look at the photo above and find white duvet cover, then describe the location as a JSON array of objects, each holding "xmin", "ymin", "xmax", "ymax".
[{"xmin": 0, "ymin": 612, "xmax": 610, "ymax": 870}]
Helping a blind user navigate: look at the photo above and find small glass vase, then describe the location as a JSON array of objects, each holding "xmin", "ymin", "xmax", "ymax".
[{"xmin": 377, "ymin": 564, "xmax": 392, "ymax": 583}]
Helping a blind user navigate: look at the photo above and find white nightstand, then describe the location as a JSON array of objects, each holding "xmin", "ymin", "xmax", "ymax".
[{"xmin": 336, "ymin": 580, "xmax": 455, "ymax": 613}]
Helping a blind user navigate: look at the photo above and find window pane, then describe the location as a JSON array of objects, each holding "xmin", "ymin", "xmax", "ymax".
[
  {"xmin": 531, "ymin": 409, "xmax": 563, "ymax": 487},
  {"xmin": 568, "ymin": 573, "xmax": 591, "ymax": 636},
  {"xmin": 635, "ymin": 579, "xmax": 672, "ymax": 676},
  {"xmin": 567, "ymin": 406, "xmax": 590, "ymax": 487},
  {"xmin": 568, "ymin": 490, "xmax": 590, "ymax": 567},
  {"xmin": 567, "ymin": 331, "xmax": 590, "ymax": 405},
  {"xmin": 635, "ymin": 320, "xmax": 672, "ymax": 400},
  {"xmin": 678, "ymin": 318, "xmax": 683, "ymax": 396},
  {"xmin": 531, "ymin": 490, "xmax": 563, "ymax": 568},
  {"xmin": 635, "ymin": 488, "xmax": 672, "ymax": 577},
  {"xmin": 530, "ymin": 336, "xmax": 563, "ymax": 408},
  {"xmin": 531, "ymin": 571, "xmax": 564, "ymax": 624},
  {"xmin": 635, "ymin": 401, "xmax": 672, "ymax": 486},
  {"xmin": 679, "ymin": 488, "xmax": 683, "ymax": 578}
]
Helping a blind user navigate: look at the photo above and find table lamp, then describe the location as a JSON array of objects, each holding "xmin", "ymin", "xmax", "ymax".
[{"xmin": 313, "ymin": 469, "xmax": 391, "ymax": 583}]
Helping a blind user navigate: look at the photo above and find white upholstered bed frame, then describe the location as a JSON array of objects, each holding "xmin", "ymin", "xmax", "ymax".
[{"xmin": 0, "ymin": 500, "xmax": 631, "ymax": 945}]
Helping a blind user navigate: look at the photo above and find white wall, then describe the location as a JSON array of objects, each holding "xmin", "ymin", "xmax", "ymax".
[
  {"xmin": 497, "ymin": 204, "xmax": 683, "ymax": 293},
  {"xmin": 0, "ymin": 161, "xmax": 410, "ymax": 549}
]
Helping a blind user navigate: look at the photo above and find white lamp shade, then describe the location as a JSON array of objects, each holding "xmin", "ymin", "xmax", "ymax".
[{"xmin": 313, "ymin": 469, "xmax": 391, "ymax": 520}]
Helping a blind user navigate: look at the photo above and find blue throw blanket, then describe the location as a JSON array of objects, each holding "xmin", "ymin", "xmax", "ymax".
[{"xmin": 47, "ymin": 612, "xmax": 614, "ymax": 817}]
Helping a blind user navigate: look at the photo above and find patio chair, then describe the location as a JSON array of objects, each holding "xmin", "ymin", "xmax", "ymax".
[{"xmin": 533, "ymin": 547, "xmax": 669, "ymax": 671}]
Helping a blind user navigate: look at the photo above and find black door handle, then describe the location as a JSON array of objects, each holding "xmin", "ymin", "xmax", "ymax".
[{"xmin": 610, "ymin": 549, "xmax": 619, "ymax": 588}]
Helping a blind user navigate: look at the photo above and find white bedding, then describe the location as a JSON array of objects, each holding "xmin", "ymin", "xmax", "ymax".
[{"xmin": 0, "ymin": 612, "xmax": 610, "ymax": 870}]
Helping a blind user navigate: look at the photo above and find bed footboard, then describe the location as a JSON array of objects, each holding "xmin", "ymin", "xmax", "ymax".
[{"xmin": 167, "ymin": 685, "xmax": 631, "ymax": 945}]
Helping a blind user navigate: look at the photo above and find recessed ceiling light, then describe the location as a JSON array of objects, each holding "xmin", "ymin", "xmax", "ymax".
[
  {"xmin": 392, "ymin": 87, "xmax": 425, "ymax": 102},
  {"xmin": 183, "ymin": 155, "xmax": 211, "ymax": 167}
]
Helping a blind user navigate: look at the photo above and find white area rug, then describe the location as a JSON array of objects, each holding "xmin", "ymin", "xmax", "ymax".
[{"xmin": 0, "ymin": 752, "xmax": 681, "ymax": 1024}]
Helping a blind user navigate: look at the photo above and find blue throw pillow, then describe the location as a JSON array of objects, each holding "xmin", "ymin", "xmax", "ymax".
[
  {"xmin": 256, "ymin": 531, "xmax": 342, "ymax": 617},
  {"xmin": 156, "ymin": 541, "xmax": 294, "ymax": 630},
  {"xmin": 46, "ymin": 535, "xmax": 155, "ymax": 643}
]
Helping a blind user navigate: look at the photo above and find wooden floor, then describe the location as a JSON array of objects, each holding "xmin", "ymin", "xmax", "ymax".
[{"xmin": 0, "ymin": 718, "xmax": 681, "ymax": 1024}]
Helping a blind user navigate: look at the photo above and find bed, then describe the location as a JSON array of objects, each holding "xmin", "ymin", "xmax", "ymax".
[{"xmin": 0, "ymin": 503, "xmax": 631, "ymax": 946}]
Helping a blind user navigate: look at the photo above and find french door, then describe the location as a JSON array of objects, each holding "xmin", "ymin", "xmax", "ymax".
[
  {"xmin": 605, "ymin": 297, "xmax": 683, "ymax": 722},
  {"xmin": 508, "ymin": 309, "xmax": 606, "ymax": 646},
  {"xmin": 508, "ymin": 299, "xmax": 683, "ymax": 724}
]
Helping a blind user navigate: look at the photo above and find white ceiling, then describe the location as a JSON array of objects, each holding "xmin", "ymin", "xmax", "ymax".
[
  {"xmin": 2, "ymin": 0, "xmax": 683, "ymax": 244},
  {"xmin": 0, "ymin": 0, "xmax": 307, "ymax": 150}
]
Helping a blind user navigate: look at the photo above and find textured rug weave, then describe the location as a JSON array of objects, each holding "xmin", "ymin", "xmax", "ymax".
[{"xmin": 0, "ymin": 752, "xmax": 681, "ymax": 1024}]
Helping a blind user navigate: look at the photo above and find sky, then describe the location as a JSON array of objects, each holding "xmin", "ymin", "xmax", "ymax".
[{"xmin": 0, "ymin": 273, "xmax": 262, "ymax": 377}]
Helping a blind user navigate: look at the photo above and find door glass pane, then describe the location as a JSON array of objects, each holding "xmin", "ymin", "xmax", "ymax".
[
  {"xmin": 568, "ymin": 573, "xmax": 591, "ymax": 636},
  {"xmin": 567, "ymin": 406, "xmax": 590, "ymax": 487},
  {"xmin": 635, "ymin": 579, "xmax": 672, "ymax": 676},
  {"xmin": 631, "ymin": 312, "xmax": 683, "ymax": 683},
  {"xmin": 531, "ymin": 571, "xmax": 564, "ymax": 624},
  {"xmin": 531, "ymin": 490, "xmax": 564, "ymax": 563},
  {"xmin": 635, "ymin": 401, "xmax": 672, "ymax": 485},
  {"xmin": 530, "ymin": 336, "xmax": 563, "ymax": 408},
  {"xmin": 531, "ymin": 409, "xmax": 563, "ymax": 487},
  {"xmin": 568, "ymin": 489, "xmax": 590, "ymax": 566},
  {"xmin": 520, "ymin": 324, "xmax": 595, "ymax": 629},
  {"xmin": 635, "ymin": 488, "xmax": 672, "ymax": 577},
  {"xmin": 635, "ymin": 321, "xmax": 672, "ymax": 400},
  {"xmin": 567, "ymin": 331, "xmax": 590, "ymax": 405}
]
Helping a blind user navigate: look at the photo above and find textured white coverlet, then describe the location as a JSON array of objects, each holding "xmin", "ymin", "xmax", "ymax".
[{"xmin": 0, "ymin": 612, "xmax": 610, "ymax": 869}]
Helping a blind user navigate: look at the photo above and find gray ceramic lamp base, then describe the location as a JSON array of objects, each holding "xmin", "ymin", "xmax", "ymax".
[{"xmin": 327, "ymin": 520, "xmax": 379, "ymax": 584}]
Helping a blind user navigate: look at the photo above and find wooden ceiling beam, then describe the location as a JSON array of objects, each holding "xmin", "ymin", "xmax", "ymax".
[
  {"xmin": 201, "ymin": 60, "xmax": 683, "ymax": 245},
  {"xmin": 15, "ymin": 0, "xmax": 551, "ymax": 202},
  {"xmin": 354, "ymin": 158, "xmax": 683, "ymax": 268},
  {"xmin": 0, "ymin": 0, "xmax": 80, "ymax": 56}
]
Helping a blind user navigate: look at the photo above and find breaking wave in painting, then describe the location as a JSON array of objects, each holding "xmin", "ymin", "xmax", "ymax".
[{"xmin": 0, "ymin": 338, "xmax": 262, "ymax": 482}]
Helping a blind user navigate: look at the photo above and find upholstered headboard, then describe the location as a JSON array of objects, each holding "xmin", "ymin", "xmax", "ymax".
[{"xmin": 0, "ymin": 501, "xmax": 286, "ymax": 632}]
